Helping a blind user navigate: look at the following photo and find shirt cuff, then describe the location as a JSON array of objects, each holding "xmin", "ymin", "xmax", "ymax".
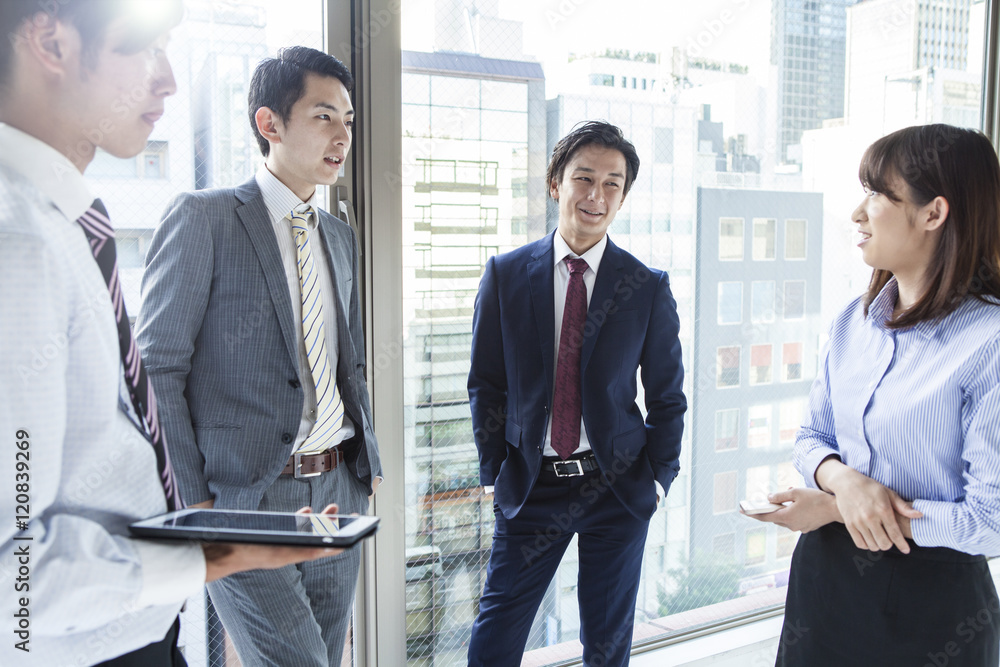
[
  {"xmin": 654, "ymin": 480, "xmax": 665, "ymax": 501},
  {"xmin": 133, "ymin": 540, "xmax": 206, "ymax": 608},
  {"xmin": 910, "ymin": 499, "xmax": 961, "ymax": 551},
  {"xmin": 799, "ymin": 447, "xmax": 841, "ymax": 490},
  {"xmin": 483, "ymin": 486, "xmax": 494, "ymax": 495}
]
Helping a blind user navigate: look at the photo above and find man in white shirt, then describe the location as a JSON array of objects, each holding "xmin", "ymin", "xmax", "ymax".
[{"xmin": 0, "ymin": 2, "xmax": 342, "ymax": 665}]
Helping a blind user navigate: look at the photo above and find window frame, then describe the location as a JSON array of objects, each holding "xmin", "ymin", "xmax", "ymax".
[{"xmin": 358, "ymin": 0, "xmax": 1000, "ymax": 663}]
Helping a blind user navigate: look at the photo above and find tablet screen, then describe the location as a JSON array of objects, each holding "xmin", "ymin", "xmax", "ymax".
[{"xmin": 130, "ymin": 509, "xmax": 379, "ymax": 547}]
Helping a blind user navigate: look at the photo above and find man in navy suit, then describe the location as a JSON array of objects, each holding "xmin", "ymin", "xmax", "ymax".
[{"xmin": 467, "ymin": 121, "xmax": 686, "ymax": 667}]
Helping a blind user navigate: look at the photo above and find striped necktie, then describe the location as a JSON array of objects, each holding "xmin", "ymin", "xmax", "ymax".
[
  {"xmin": 75, "ymin": 200, "xmax": 182, "ymax": 511},
  {"xmin": 289, "ymin": 206, "xmax": 346, "ymax": 454}
]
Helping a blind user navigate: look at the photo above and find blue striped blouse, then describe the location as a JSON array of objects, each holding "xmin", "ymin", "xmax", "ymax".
[{"xmin": 796, "ymin": 277, "xmax": 1000, "ymax": 556}]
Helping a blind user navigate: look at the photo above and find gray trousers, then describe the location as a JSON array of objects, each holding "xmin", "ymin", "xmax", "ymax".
[{"xmin": 207, "ymin": 463, "xmax": 370, "ymax": 667}]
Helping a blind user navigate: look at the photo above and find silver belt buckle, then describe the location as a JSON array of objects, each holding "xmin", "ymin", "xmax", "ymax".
[
  {"xmin": 552, "ymin": 459, "xmax": 585, "ymax": 477},
  {"xmin": 294, "ymin": 451, "xmax": 323, "ymax": 479}
]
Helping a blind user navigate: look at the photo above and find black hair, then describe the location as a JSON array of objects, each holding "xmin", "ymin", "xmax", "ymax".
[
  {"xmin": 248, "ymin": 45, "xmax": 354, "ymax": 157},
  {"xmin": 0, "ymin": 0, "xmax": 182, "ymax": 86},
  {"xmin": 546, "ymin": 120, "xmax": 640, "ymax": 197},
  {"xmin": 859, "ymin": 124, "xmax": 1000, "ymax": 327}
]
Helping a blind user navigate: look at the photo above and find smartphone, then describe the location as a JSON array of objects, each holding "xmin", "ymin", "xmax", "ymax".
[{"xmin": 739, "ymin": 499, "xmax": 786, "ymax": 515}]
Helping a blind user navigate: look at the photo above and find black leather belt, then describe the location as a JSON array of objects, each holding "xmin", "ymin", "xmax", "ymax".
[
  {"xmin": 542, "ymin": 453, "xmax": 599, "ymax": 477},
  {"xmin": 282, "ymin": 448, "xmax": 343, "ymax": 479}
]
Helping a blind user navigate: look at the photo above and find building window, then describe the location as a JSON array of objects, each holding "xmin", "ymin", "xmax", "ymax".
[
  {"xmin": 751, "ymin": 281, "xmax": 775, "ymax": 323},
  {"xmin": 719, "ymin": 217, "xmax": 744, "ymax": 261},
  {"xmin": 718, "ymin": 282, "xmax": 743, "ymax": 325},
  {"xmin": 785, "ymin": 218, "xmax": 807, "ymax": 259},
  {"xmin": 713, "ymin": 471, "xmax": 738, "ymax": 514},
  {"xmin": 753, "ymin": 218, "xmax": 776, "ymax": 260},
  {"xmin": 783, "ymin": 280, "xmax": 806, "ymax": 319},
  {"xmin": 779, "ymin": 399, "xmax": 805, "ymax": 443},
  {"xmin": 782, "ymin": 342, "xmax": 803, "ymax": 381},
  {"xmin": 746, "ymin": 528, "xmax": 767, "ymax": 565},
  {"xmin": 715, "ymin": 408, "xmax": 740, "ymax": 452},
  {"xmin": 141, "ymin": 140, "xmax": 169, "ymax": 179},
  {"xmin": 589, "ymin": 73, "xmax": 615, "ymax": 86},
  {"xmin": 748, "ymin": 405, "xmax": 771, "ymax": 448},
  {"xmin": 717, "ymin": 346, "xmax": 741, "ymax": 388},
  {"xmin": 750, "ymin": 344, "xmax": 772, "ymax": 385}
]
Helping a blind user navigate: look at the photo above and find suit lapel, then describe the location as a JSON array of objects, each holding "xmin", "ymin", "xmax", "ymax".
[
  {"xmin": 527, "ymin": 233, "xmax": 556, "ymax": 402},
  {"xmin": 580, "ymin": 237, "xmax": 625, "ymax": 372},
  {"xmin": 314, "ymin": 213, "xmax": 352, "ymax": 375},
  {"xmin": 234, "ymin": 179, "xmax": 300, "ymax": 367}
]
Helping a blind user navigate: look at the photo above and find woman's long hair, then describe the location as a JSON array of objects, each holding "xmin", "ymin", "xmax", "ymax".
[{"xmin": 859, "ymin": 124, "xmax": 1000, "ymax": 327}]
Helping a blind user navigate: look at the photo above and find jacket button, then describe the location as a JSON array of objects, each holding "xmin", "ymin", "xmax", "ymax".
[
  {"xmin": 288, "ymin": 379, "xmax": 300, "ymax": 389},
  {"xmin": 281, "ymin": 433, "xmax": 293, "ymax": 444}
]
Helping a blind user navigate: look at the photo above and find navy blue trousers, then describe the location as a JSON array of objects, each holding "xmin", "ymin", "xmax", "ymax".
[{"xmin": 468, "ymin": 465, "xmax": 650, "ymax": 667}]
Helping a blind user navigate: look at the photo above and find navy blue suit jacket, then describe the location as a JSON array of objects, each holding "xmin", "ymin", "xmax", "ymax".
[{"xmin": 468, "ymin": 232, "xmax": 686, "ymax": 521}]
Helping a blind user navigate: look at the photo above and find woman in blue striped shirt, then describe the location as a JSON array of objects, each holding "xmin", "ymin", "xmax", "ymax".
[{"xmin": 748, "ymin": 124, "xmax": 1000, "ymax": 666}]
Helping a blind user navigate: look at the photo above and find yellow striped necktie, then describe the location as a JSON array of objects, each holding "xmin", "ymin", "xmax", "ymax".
[{"xmin": 289, "ymin": 205, "xmax": 346, "ymax": 454}]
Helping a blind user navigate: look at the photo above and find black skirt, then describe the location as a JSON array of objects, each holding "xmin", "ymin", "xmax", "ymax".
[{"xmin": 777, "ymin": 523, "xmax": 1000, "ymax": 667}]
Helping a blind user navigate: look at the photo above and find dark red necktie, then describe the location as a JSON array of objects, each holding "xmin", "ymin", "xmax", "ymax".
[
  {"xmin": 551, "ymin": 257, "xmax": 589, "ymax": 459},
  {"xmin": 76, "ymin": 200, "xmax": 182, "ymax": 511}
]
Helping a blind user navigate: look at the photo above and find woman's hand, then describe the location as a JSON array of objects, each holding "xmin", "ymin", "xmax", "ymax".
[
  {"xmin": 742, "ymin": 487, "xmax": 840, "ymax": 533},
  {"xmin": 817, "ymin": 459, "xmax": 922, "ymax": 553}
]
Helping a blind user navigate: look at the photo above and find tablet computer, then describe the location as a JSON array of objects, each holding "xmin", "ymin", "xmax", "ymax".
[{"xmin": 129, "ymin": 509, "xmax": 379, "ymax": 548}]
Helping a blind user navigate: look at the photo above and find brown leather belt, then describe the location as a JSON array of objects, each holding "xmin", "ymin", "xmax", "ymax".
[{"xmin": 282, "ymin": 448, "xmax": 344, "ymax": 479}]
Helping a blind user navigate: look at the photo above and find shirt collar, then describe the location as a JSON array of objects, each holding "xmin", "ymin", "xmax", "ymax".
[
  {"xmin": 255, "ymin": 164, "xmax": 319, "ymax": 228},
  {"xmin": 553, "ymin": 230, "xmax": 608, "ymax": 275},
  {"xmin": 867, "ymin": 275, "xmax": 942, "ymax": 339},
  {"xmin": 0, "ymin": 123, "xmax": 93, "ymax": 222}
]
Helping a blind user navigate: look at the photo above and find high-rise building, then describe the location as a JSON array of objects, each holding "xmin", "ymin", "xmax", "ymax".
[
  {"xmin": 771, "ymin": 0, "xmax": 860, "ymax": 164},
  {"xmin": 400, "ymin": 1, "xmax": 548, "ymax": 655},
  {"xmin": 691, "ymin": 186, "xmax": 824, "ymax": 586},
  {"xmin": 845, "ymin": 0, "xmax": 976, "ymax": 130}
]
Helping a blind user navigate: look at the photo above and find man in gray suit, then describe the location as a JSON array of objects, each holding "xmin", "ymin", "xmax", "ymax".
[{"xmin": 137, "ymin": 46, "xmax": 381, "ymax": 667}]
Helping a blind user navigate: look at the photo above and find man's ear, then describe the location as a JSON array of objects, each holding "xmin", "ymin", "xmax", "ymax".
[
  {"xmin": 255, "ymin": 107, "xmax": 282, "ymax": 146},
  {"xmin": 17, "ymin": 11, "xmax": 77, "ymax": 78},
  {"xmin": 922, "ymin": 195, "xmax": 949, "ymax": 232},
  {"xmin": 549, "ymin": 178, "xmax": 559, "ymax": 200}
]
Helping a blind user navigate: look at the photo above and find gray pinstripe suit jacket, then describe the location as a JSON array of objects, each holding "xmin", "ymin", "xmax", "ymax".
[{"xmin": 136, "ymin": 177, "xmax": 381, "ymax": 511}]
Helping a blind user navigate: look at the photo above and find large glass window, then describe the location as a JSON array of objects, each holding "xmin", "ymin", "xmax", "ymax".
[{"xmin": 394, "ymin": 0, "xmax": 988, "ymax": 662}]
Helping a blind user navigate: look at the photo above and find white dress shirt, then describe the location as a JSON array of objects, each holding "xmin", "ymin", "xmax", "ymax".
[
  {"xmin": 0, "ymin": 123, "xmax": 204, "ymax": 665},
  {"xmin": 255, "ymin": 165, "xmax": 355, "ymax": 451},
  {"xmin": 542, "ymin": 231, "xmax": 607, "ymax": 457}
]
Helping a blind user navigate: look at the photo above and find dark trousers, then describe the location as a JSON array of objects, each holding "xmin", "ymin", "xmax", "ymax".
[
  {"xmin": 468, "ymin": 463, "xmax": 650, "ymax": 667},
  {"xmin": 95, "ymin": 617, "xmax": 186, "ymax": 667},
  {"xmin": 778, "ymin": 523, "xmax": 1000, "ymax": 667}
]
